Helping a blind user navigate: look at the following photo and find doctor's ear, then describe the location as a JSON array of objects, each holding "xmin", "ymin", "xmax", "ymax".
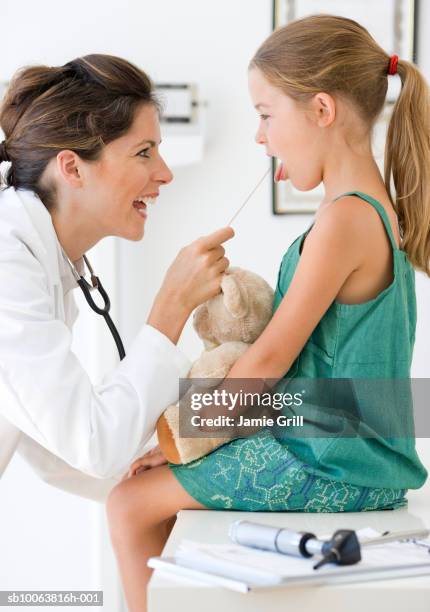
[{"xmin": 56, "ymin": 150, "xmax": 82, "ymax": 187}]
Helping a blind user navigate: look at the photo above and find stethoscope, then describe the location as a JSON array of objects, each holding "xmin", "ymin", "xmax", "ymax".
[{"xmin": 63, "ymin": 250, "xmax": 126, "ymax": 361}]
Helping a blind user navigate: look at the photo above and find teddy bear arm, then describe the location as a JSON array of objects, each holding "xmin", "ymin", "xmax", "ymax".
[{"xmin": 189, "ymin": 341, "xmax": 249, "ymax": 379}]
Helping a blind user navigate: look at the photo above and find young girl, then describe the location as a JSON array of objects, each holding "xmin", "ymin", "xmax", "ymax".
[{"xmin": 106, "ymin": 14, "xmax": 429, "ymax": 611}]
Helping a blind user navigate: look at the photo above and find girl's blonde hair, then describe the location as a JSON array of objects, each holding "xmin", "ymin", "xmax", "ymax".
[{"xmin": 250, "ymin": 14, "xmax": 430, "ymax": 276}]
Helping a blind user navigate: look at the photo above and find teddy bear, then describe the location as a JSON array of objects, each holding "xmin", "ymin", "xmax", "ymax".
[{"xmin": 156, "ymin": 267, "xmax": 274, "ymax": 464}]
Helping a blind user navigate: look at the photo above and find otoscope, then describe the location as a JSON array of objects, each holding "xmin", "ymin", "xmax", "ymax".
[{"xmin": 229, "ymin": 520, "xmax": 430, "ymax": 570}]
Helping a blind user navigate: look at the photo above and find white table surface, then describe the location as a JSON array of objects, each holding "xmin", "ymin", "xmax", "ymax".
[{"xmin": 148, "ymin": 484, "xmax": 430, "ymax": 612}]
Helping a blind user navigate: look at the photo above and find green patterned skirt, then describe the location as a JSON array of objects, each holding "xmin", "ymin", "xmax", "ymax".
[{"xmin": 169, "ymin": 429, "xmax": 407, "ymax": 512}]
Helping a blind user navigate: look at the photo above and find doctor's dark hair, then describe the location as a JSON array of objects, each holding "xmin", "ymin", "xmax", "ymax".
[
  {"xmin": 250, "ymin": 14, "xmax": 430, "ymax": 276},
  {"xmin": 0, "ymin": 54, "xmax": 161, "ymax": 209}
]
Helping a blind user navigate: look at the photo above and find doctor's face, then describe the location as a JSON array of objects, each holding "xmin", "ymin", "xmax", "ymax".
[
  {"xmin": 74, "ymin": 103, "xmax": 173, "ymax": 241},
  {"xmin": 248, "ymin": 67, "xmax": 325, "ymax": 191}
]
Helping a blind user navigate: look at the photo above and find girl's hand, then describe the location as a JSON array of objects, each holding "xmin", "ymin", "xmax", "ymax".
[{"xmin": 126, "ymin": 445, "xmax": 168, "ymax": 478}]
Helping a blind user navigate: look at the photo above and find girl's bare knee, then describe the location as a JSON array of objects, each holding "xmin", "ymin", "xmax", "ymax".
[{"xmin": 106, "ymin": 479, "xmax": 142, "ymax": 540}]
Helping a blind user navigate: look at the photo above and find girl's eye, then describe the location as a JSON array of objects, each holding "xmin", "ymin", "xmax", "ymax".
[
  {"xmin": 260, "ymin": 114, "xmax": 270, "ymax": 121},
  {"xmin": 137, "ymin": 148, "xmax": 151, "ymax": 159}
]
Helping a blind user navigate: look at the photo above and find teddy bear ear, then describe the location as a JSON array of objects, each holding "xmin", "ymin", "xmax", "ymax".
[
  {"xmin": 193, "ymin": 304, "xmax": 212, "ymax": 339},
  {"xmin": 221, "ymin": 273, "xmax": 249, "ymax": 319}
]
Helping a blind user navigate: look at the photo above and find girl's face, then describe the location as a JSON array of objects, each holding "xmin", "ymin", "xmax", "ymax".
[
  {"xmin": 248, "ymin": 67, "xmax": 327, "ymax": 191},
  {"xmin": 61, "ymin": 103, "xmax": 173, "ymax": 242}
]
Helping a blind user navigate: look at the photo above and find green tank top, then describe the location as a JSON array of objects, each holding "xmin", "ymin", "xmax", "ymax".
[{"xmin": 272, "ymin": 191, "xmax": 428, "ymax": 490}]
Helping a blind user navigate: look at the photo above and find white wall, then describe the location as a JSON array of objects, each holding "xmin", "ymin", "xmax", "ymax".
[{"xmin": 0, "ymin": 1, "xmax": 429, "ymax": 611}]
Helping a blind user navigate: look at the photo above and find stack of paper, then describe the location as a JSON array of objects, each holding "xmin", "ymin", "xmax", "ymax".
[{"xmin": 148, "ymin": 528, "xmax": 430, "ymax": 592}]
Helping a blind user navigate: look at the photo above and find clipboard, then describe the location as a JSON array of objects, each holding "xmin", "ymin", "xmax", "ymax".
[{"xmin": 148, "ymin": 555, "xmax": 430, "ymax": 592}]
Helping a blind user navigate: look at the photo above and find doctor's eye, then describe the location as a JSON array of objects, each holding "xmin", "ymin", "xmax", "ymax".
[
  {"xmin": 260, "ymin": 114, "xmax": 270, "ymax": 121},
  {"xmin": 137, "ymin": 147, "xmax": 151, "ymax": 159}
]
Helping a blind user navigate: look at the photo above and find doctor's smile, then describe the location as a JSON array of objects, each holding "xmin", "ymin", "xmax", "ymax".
[{"xmin": 48, "ymin": 103, "xmax": 174, "ymax": 257}]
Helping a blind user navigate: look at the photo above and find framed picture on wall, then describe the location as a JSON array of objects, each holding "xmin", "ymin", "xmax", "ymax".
[{"xmin": 272, "ymin": 0, "xmax": 418, "ymax": 215}]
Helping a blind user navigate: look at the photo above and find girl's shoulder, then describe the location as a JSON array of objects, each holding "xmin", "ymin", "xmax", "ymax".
[
  {"xmin": 325, "ymin": 191, "xmax": 401, "ymax": 249},
  {"xmin": 307, "ymin": 191, "xmax": 401, "ymax": 306},
  {"xmin": 301, "ymin": 194, "xmax": 373, "ymax": 258}
]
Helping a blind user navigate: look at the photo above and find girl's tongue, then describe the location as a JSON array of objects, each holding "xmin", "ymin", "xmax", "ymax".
[{"xmin": 274, "ymin": 162, "xmax": 288, "ymax": 182}]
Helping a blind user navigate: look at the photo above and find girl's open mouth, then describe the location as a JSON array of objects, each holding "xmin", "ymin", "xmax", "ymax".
[{"xmin": 275, "ymin": 162, "xmax": 287, "ymax": 182}]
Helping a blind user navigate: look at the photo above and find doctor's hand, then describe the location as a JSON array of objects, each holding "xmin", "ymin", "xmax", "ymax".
[
  {"xmin": 147, "ymin": 226, "xmax": 234, "ymax": 344},
  {"xmin": 162, "ymin": 226, "xmax": 234, "ymax": 311},
  {"xmin": 125, "ymin": 445, "xmax": 168, "ymax": 479}
]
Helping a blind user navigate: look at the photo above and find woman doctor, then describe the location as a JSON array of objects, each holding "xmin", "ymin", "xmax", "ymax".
[{"xmin": 0, "ymin": 54, "xmax": 233, "ymax": 501}]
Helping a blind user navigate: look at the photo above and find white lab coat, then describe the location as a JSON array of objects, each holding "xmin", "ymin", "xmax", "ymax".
[{"xmin": 0, "ymin": 187, "xmax": 191, "ymax": 502}]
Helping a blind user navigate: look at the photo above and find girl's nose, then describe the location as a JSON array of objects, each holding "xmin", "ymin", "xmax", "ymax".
[{"xmin": 255, "ymin": 126, "xmax": 267, "ymax": 145}]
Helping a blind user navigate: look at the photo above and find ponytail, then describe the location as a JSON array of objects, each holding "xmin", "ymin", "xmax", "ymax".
[{"xmin": 384, "ymin": 59, "xmax": 430, "ymax": 275}]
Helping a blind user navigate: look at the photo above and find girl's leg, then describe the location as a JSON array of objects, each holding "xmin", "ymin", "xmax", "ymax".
[{"xmin": 106, "ymin": 464, "xmax": 206, "ymax": 612}]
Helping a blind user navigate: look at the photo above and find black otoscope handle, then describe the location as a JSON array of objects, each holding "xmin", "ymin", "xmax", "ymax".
[{"xmin": 314, "ymin": 529, "xmax": 361, "ymax": 570}]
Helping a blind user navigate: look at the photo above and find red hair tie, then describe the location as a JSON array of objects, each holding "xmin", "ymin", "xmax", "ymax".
[{"xmin": 388, "ymin": 55, "xmax": 399, "ymax": 76}]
